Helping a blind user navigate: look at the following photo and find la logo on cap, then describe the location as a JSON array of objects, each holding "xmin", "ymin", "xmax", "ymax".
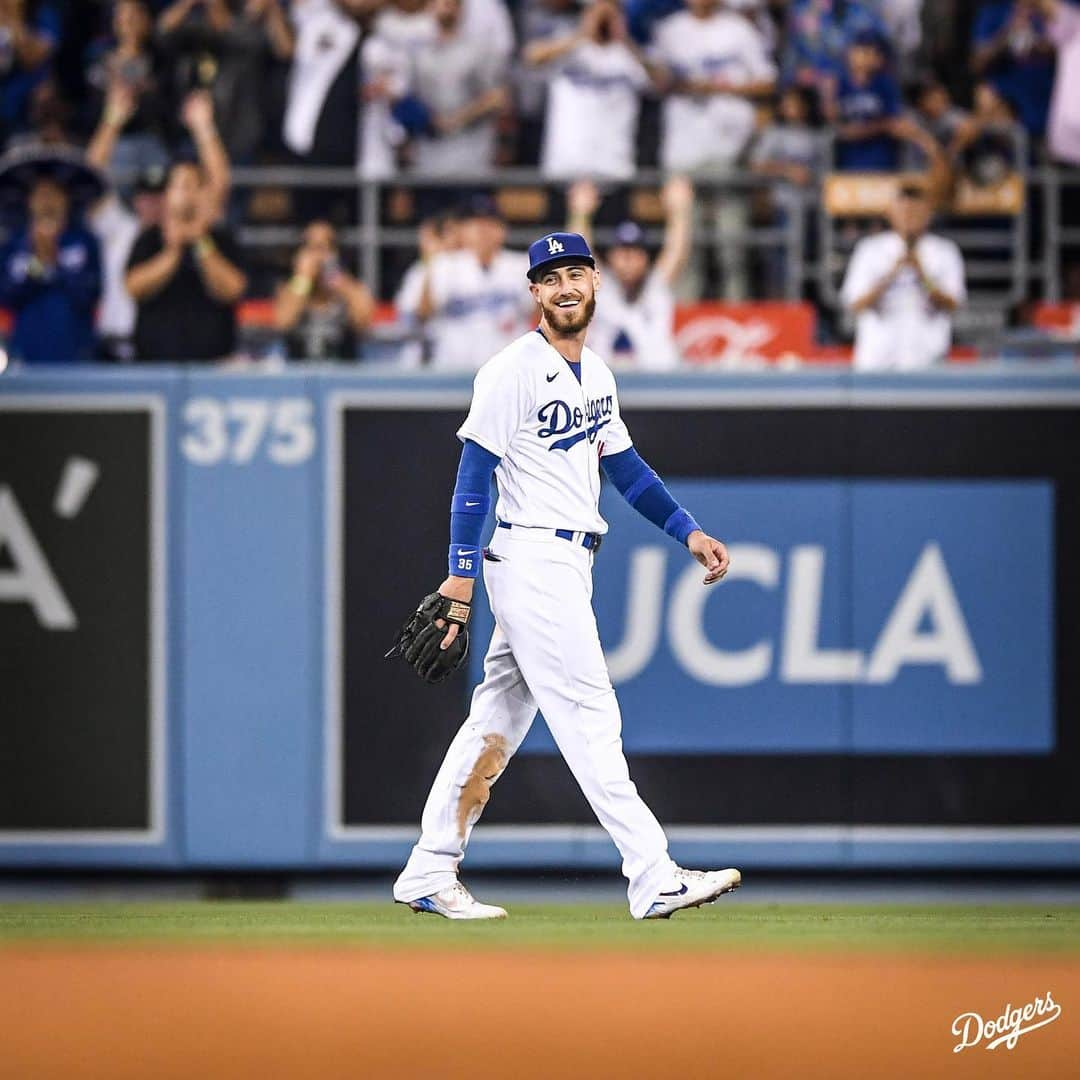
[{"xmin": 546, "ymin": 236, "xmax": 564, "ymax": 254}]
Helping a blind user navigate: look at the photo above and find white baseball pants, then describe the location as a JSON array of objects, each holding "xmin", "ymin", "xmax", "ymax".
[{"xmin": 393, "ymin": 527, "xmax": 676, "ymax": 918}]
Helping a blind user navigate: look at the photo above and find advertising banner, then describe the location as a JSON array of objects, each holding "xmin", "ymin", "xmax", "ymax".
[
  {"xmin": 488, "ymin": 480, "xmax": 1054, "ymax": 755},
  {"xmin": 673, "ymin": 302, "xmax": 816, "ymax": 366},
  {"xmin": 341, "ymin": 400, "xmax": 1077, "ymax": 833},
  {"xmin": 0, "ymin": 399, "xmax": 163, "ymax": 837}
]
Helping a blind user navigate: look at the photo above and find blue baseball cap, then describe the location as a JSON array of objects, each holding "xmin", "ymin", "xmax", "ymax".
[
  {"xmin": 611, "ymin": 220, "xmax": 646, "ymax": 249},
  {"xmin": 527, "ymin": 231, "xmax": 595, "ymax": 282}
]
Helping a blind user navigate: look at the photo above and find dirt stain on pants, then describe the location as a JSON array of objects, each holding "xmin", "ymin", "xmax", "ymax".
[{"xmin": 456, "ymin": 733, "xmax": 509, "ymax": 839}]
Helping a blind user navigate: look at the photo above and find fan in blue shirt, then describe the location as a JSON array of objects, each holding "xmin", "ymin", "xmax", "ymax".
[
  {"xmin": 834, "ymin": 35, "xmax": 900, "ymax": 171},
  {"xmin": 971, "ymin": 0, "xmax": 1056, "ymax": 137},
  {"xmin": 0, "ymin": 1, "xmax": 62, "ymax": 140},
  {"xmin": 783, "ymin": 0, "xmax": 889, "ymax": 90},
  {"xmin": 0, "ymin": 178, "xmax": 102, "ymax": 365}
]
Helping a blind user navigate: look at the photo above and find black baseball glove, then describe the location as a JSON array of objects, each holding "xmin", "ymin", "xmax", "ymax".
[{"xmin": 384, "ymin": 592, "xmax": 471, "ymax": 684}]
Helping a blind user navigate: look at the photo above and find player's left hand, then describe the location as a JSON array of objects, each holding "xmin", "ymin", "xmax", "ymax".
[{"xmin": 687, "ymin": 530, "xmax": 729, "ymax": 585}]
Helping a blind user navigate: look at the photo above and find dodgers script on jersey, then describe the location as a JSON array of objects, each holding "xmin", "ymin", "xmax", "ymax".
[{"xmin": 457, "ymin": 329, "xmax": 632, "ymax": 533}]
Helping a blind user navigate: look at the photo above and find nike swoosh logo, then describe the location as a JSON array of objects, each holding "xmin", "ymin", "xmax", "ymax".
[
  {"xmin": 546, "ymin": 372, "xmax": 559, "ymax": 382},
  {"xmin": 658, "ymin": 884, "xmax": 689, "ymax": 897},
  {"xmin": 464, "ymin": 501, "xmax": 479, "ymax": 507},
  {"xmin": 456, "ymin": 549, "xmax": 478, "ymax": 556}
]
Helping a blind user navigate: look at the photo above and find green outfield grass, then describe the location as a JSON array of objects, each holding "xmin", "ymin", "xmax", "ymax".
[{"xmin": 2, "ymin": 902, "xmax": 1079, "ymax": 953}]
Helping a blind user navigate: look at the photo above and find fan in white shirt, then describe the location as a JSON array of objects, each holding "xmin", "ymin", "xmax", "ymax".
[
  {"xmin": 524, "ymin": 0, "xmax": 652, "ymax": 181},
  {"xmin": 840, "ymin": 184, "xmax": 966, "ymax": 371},
  {"xmin": 395, "ymin": 209, "xmax": 464, "ymax": 367},
  {"xmin": 515, "ymin": 0, "xmax": 580, "ymax": 162},
  {"xmin": 650, "ymin": 0, "xmax": 777, "ymax": 171},
  {"xmin": 415, "ymin": 196, "xmax": 533, "ymax": 369},
  {"xmin": 373, "ymin": 0, "xmax": 515, "ymax": 61},
  {"xmin": 566, "ymin": 176, "xmax": 694, "ymax": 370},
  {"xmin": 357, "ymin": 34, "xmax": 410, "ymax": 180},
  {"xmin": 649, "ymin": 0, "xmax": 776, "ymax": 301},
  {"xmin": 408, "ymin": 0, "xmax": 509, "ymax": 176}
]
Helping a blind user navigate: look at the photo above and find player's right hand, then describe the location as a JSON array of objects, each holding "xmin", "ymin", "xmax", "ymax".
[{"xmin": 436, "ymin": 575, "xmax": 475, "ymax": 649}]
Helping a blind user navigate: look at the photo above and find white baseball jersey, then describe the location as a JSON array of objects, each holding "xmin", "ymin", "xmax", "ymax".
[
  {"xmin": 425, "ymin": 249, "xmax": 533, "ymax": 370},
  {"xmin": 841, "ymin": 230, "xmax": 966, "ymax": 371},
  {"xmin": 540, "ymin": 40, "xmax": 649, "ymax": 181},
  {"xmin": 457, "ymin": 329, "xmax": 633, "ymax": 534},
  {"xmin": 589, "ymin": 268, "xmax": 679, "ymax": 370},
  {"xmin": 652, "ymin": 10, "xmax": 776, "ymax": 170}
]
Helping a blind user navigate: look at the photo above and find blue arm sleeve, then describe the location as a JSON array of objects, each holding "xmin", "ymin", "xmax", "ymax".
[
  {"xmin": 602, "ymin": 446, "xmax": 701, "ymax": 546},
  {"xmin": 448, "ymin": 438, "xmax": 500, "ymax": 577}
]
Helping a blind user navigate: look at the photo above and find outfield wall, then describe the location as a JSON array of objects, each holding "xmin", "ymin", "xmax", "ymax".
[{"xmin": 2, "ymin": 366, "xmax": 1078, "ymax": 871}]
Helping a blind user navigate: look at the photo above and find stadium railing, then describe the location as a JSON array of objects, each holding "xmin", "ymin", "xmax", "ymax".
[
  {"xmin": 218, "ymin": 157, "xmax": 1080, "ymax": 348},
  {"xmin": 227, "ymin": 165, "xmax": 808, "ymax": 302}
]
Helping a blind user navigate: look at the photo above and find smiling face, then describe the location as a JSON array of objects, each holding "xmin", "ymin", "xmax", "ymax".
[{"xmin": 530, "ymin": 263, "xmax": 599, "ymax": 336}]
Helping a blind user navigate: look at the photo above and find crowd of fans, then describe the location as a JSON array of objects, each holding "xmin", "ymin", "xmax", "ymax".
[{"xmin": 0, "ymin": 0, "xmax": 1077, "ymax": 368}]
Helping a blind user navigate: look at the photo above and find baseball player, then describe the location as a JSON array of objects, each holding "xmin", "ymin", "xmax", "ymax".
[{"xmin": 388, "ymin": 231, "xmax": 741, "ymax": 920}]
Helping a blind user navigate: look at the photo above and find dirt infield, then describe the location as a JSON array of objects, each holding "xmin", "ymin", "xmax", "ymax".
[{"xmin": 3, "ymin": 947, "xmax": 1076, "ymax": 1079}]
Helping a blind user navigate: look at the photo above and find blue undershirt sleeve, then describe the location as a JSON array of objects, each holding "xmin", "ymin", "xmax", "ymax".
[
  {"xmin": 601, "ymin": 446, "xmax": 701, "ymax": 546},
  {"xmin": 448, "ymin": 439, "xmax": 500, "ymax": 577}
]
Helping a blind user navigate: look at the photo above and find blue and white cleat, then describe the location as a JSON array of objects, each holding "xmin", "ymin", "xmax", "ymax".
[
  {"xmin": 405, "ymin": 881, "xmax": 508, "ymax": 920},
  {"xmin": 643, "ymin": 867, "xmax": 742, "ymax": 919}
]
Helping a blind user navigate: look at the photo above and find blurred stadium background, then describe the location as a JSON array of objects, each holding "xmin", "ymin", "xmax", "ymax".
[{"xmin": 1, "ymin": 2, "xmax": 1079, "ymax": 1077}]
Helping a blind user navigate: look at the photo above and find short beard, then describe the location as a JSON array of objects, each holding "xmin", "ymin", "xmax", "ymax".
[{"xmin": 541, "ymin": 294, "xmax": 596, "ymax": 336}]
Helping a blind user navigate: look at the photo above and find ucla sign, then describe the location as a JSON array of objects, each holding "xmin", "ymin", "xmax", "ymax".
[
  {"xmin": 505, "ymin": 479, "xmax": 1055, "ymax": 757},
  {"xmin": 607, "ymin": 539, "xmax": 981, "ymax": 687}
]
